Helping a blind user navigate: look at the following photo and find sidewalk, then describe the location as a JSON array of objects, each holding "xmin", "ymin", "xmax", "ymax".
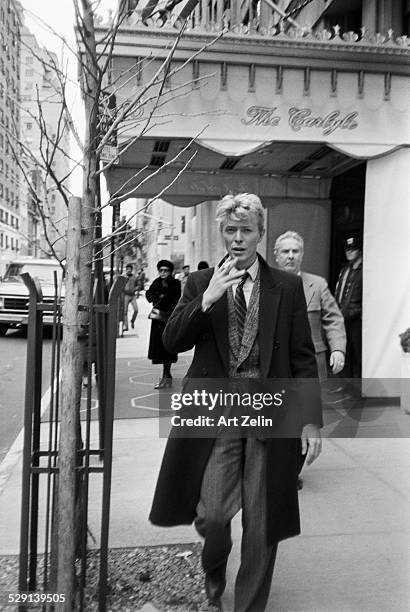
[{"xmin": 0, "ymin": 296, "xmax": 410, "ymax": 610}]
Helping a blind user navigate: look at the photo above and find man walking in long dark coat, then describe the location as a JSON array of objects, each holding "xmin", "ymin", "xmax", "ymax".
[{"xmin": 150, "ymin": 193, "xmax": 322, "ymax": 611}]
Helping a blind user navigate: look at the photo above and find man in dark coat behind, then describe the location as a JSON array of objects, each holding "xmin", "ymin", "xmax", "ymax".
[
  {"xmin": 149, "ymin": 194, "xmax": 322, "ymax": 611},
  {"xmin": 335, "ymin": 236, "xmax": 363, "ymax": 379}
]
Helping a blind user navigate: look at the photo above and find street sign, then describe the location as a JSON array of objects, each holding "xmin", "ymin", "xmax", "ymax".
[{"xmin": 101, "ymin": 145, "xmax": 118, "ymax": 164}]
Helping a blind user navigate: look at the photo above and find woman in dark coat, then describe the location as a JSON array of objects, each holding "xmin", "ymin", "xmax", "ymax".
[{"xmin": 146, "ymin": 260, "xmax": 181, "ymax": 388}]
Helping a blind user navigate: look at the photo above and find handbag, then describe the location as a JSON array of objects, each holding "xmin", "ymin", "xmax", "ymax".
[{"xmin": 148, "ymin": 307, "xmax": 170, "ymax": 323}]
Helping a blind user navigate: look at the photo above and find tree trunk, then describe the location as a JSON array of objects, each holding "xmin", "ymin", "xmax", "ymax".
[
  {"xmin": 57, "ymin": 196, "xmax": 82, "ymax": 611},
  {"xmin": 79, "ymin": 0, "xmax": 99, "ymax": 387}
]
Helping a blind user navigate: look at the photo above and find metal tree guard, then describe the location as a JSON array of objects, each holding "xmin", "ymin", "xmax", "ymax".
[{"xmin": 18, "ymin": 271, "xmax": 126, "ymax": 611}]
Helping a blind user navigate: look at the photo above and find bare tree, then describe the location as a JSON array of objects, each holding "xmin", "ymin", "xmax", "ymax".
[{"xmin": 4, "ymin": 1, "xmax": 224, "ymax": 609}]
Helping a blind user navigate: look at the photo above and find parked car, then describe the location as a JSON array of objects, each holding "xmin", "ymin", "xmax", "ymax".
[{"xmin": 0, "ymin": 258, "xmax": 64, "ymax": 336}]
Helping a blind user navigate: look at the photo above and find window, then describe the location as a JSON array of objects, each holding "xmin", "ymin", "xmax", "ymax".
[
  {"xmin": 10, "ymin": 236, "xmax": 14, "ymax": 250},
  {"xmin": 4, "ymin": 211, "xmax": 8, "ymax": 223},
  {"xmin": 5, "ymin": 235, "xmax": 8, "ymax": 249},
  {"xmin": 0, "ymin": 209, "xmax": 3, "ymax": 222},
  {"xmin": 25, "ymin": 69, "xmax": 33, "ymax": 77},
  {"xmin": 15, "ymin": 218, "xmax": 19, "ymax": 230},
  {"xmin": 0, "ymin": 184, "xmax": 3, "ymax": 196},
  {"xmin": 10, "ymin": 215, "xmax": 14, "ymax": 227},
  {"xmin": 25, "ymin": 122, "xmax": 32, "ymax": 130},
  {"xmin": 16, "ymin": 238, "xmax": 18, "ymax": 251},
  {"xmin": 26, "ymin": 56, "xmax": 33, "ymax": 65},
  {"xmin": 0, "ymin": 233, "xmax": 3, "ymax": 248}
]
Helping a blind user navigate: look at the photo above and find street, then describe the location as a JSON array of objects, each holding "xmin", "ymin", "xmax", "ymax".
[{"xmin": 0, "ymin": 328, "xmax": 54, "ymax": 464}]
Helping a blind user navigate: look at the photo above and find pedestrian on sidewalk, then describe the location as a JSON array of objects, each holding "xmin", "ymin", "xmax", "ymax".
[
  {"xmin": 179, "ymin": 264, "xmax": 191, "ymax": 292},
  {"xmin": 135, "ymin": 267, "xmax": 146, "ymax": 297},
  {"xmin": 123, "ymin": 263, "xmax": 139, "ymax": 331},
  {"xmin": 146, "ymin": 260, "xmax": 181, "ymax": 389},
  {"xmin": 149, "ymin": 194, "xmax": 322, "ymax": 611}
]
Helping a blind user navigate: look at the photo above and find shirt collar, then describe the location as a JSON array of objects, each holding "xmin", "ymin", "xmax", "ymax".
[{"xmin": 245, "ymin": 256, "xmax": 259, "ymax": 281}]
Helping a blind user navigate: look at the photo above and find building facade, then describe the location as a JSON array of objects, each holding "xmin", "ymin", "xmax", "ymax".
[
  {"xmin": 99, "ymin": 0, "xmax": 410, "ymax": 395},
  {"xmin": 0, "ymin": 0, "xmax": 23, "ymax": 275},
  {"xmin": 19, "ymin": 23, "xmax": 70, "ymax": 260},
  {"xmin": 142, "ymin": 198, "xmax": 188, "ymax": 282}
]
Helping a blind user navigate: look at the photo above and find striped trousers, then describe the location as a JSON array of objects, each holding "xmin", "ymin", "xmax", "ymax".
[{"xmin": 195, "ymin": 437, "xmax": 278, "ymax": 612}]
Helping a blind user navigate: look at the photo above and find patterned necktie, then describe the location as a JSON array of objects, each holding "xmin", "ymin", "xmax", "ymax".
[{"xmin": 234, "ymin": 272, "xmax": 249, "ymax": 341}]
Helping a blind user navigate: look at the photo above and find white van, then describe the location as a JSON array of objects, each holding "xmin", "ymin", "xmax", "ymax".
[{"xmin": 0, "ymin": 258, "xmax": 64, "ymax": 335}]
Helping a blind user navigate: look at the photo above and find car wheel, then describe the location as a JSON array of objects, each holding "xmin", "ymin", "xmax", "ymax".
[{"xmin": 0, "ymin": 323, "xmax": 9, "ymax": 336}]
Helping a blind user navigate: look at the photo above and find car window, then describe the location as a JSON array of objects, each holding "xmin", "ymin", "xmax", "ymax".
[
  {"xmin": 4, "ymin": 264, "xmax": 23, "ymax": 281},
  {"xmin": 5, "ymin": 264, "xmax": 62, "ymax": 284}
]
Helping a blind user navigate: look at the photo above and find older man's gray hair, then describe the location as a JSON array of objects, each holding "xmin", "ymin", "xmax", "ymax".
[{"xmin": 274, "ymin": 230, "xmax": 304, "ymax": 252}]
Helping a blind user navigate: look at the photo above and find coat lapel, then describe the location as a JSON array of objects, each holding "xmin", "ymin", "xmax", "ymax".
[
  {"xmin": 259, "ymin": 260, "xmax": 282, "ymax": 378},
  {"xmin": 301, "ymin": 273, "xmax": 315, "ymax": 307},
  {"xmin": 210, "ymin": 292, "xmax": 230, "ymax": 373}
]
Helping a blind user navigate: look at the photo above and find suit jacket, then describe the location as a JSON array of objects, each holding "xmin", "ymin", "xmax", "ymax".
[
  {"xmin": 301, "ymin": 272, "xmax": 346, "ymax": 355},
  {"xmin": 149, "ymin": 255, "xmax": 322, "ymax": 544}
]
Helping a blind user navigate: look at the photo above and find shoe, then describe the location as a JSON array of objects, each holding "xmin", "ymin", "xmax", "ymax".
[
  {"xmin": 205, "ymin": 565, "xmax": 226, "ymax": 607},
  {"xmin": 323, "ymin": 394, "xmax": 352, "ymax": 405},
  {"xmin": 297, "ymin": 477, "xmax": 303, "ymax": 490},
  {"xmin": 327, "ymin": 386, "xmax": 345, "ymax": 394},
  {"xmin": 131, "ymin": 321, "xmax": 135, "ymax": 329},
  {"xmin": 154, "ymin": 377, "xmax": 172, "ymax": 389}
]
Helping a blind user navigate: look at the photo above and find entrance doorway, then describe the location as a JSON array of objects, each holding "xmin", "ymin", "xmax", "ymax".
[{"xmin": 329, "ymin": 163, "xmax": 366, "ymax": 291}]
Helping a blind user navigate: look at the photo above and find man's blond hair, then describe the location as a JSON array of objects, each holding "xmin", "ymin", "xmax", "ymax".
[{"xmin": 216, "ymin": 193, "xmax": 265, "ymax": 233}]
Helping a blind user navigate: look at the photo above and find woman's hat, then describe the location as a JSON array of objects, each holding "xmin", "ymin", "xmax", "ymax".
[{"xmin": 157, "ymin": 259, "xmax": 174, "ymax": 272}]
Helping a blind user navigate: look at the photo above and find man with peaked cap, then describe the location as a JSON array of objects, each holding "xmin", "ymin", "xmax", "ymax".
[{"xmin": 335, "ymin": 236, "xmax": 363, "ymax": 379}]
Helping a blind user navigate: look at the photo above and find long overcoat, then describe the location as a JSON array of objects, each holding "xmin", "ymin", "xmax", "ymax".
[
  {"xmin": 149, "ymin": 255, "xmax": 322, "ymax": 544},
  {"xmin": 146, "ymin": 276, "xmax": 181, "ymax": 364}
]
